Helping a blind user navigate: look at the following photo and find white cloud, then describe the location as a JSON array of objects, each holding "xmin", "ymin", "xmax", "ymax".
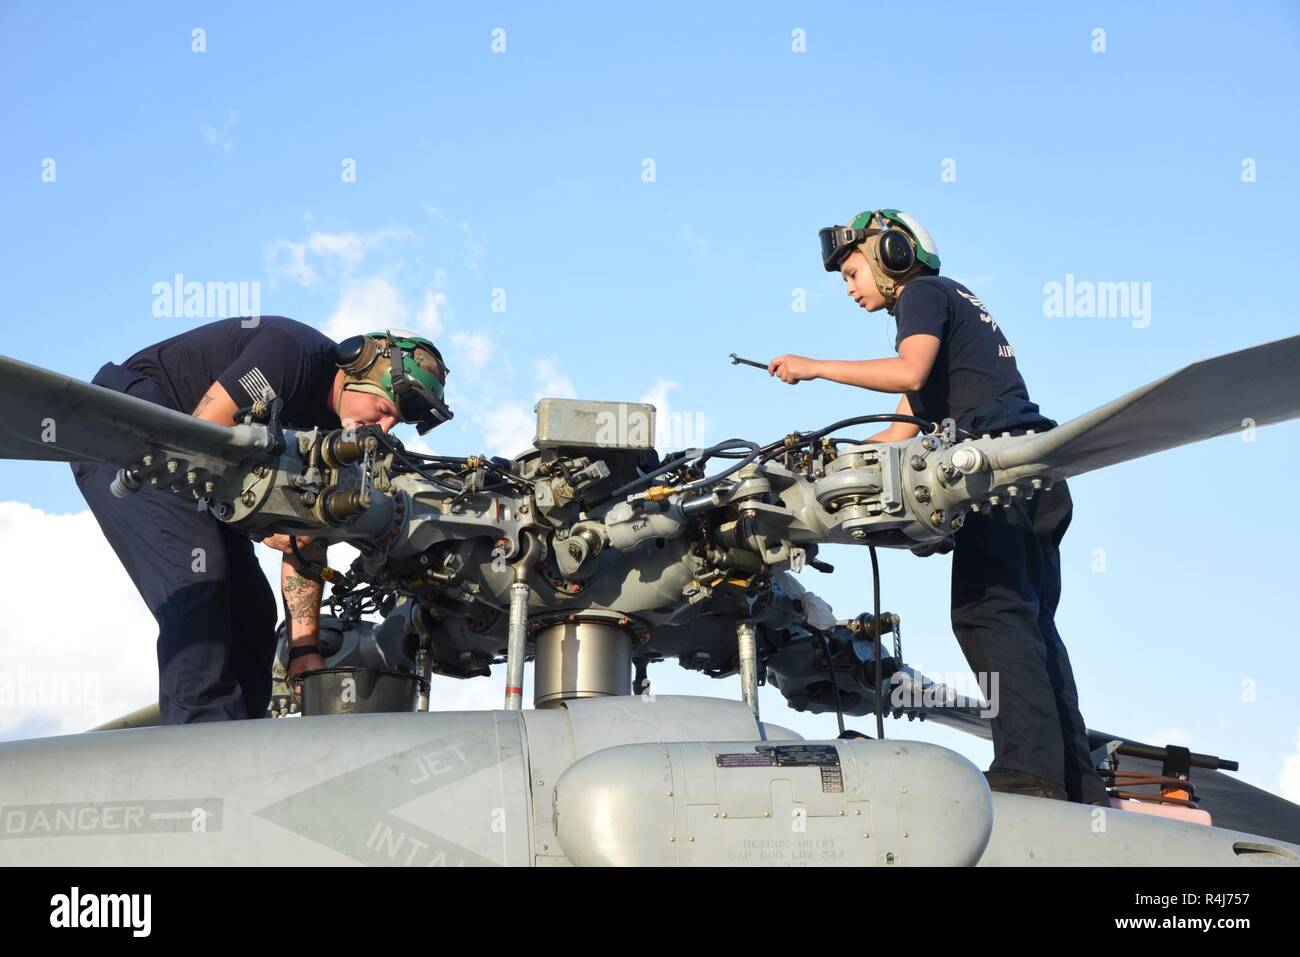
[
  {"xmin": 471, "ymin": 402, "xmax": 536, "ymax": 460},
  {"xmin": 415, "ymin": 289, "xmax": 446, "ymax": 338},
  {"xmin": 640, "ymin": 377, "xmax": 679, "ymax": 414},
  {"xmin": 0, "ymin": 502, "xmax": 158, "ymax": 738},
  {"xmin": 264, "ymin": 239, "xmax": 317, "ymax": 287},
  {"xmin": 461, "ymin": 221, "xmax": 485, "ymax": 278},
  {"xmin": 640, "ymin": 377, "xmax": 712, "ymax": 452},
  {"xmin": 322, "ymin": 276, "xmax": 411, "ymax": 341},
  {"xmin": 200, "ymin": 111, "xmax": 239, "ymax": 152},
  {"xmin": 264, "ymin": 227, "xmax": 415, "ymax": 288},
  {"xmin": 534, "ymin": 357, "xmax": 576, "ymax": 401},
  {"xmin": 307, "ymin": 228, "xmax": 413, "ymax": 273},
  {"xmin": 451, "ymin": 331, "xmax": 491, "ymax": 369}
]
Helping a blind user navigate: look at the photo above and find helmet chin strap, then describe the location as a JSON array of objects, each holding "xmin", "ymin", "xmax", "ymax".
[
  {"xmin": 331, "ymin": 371, "xmax": 346, "ymax": 419},
  {"xmin": 860, "ymin": 233, "xmax": 921, "ymax": 315},
  {"xmin": 860, "ymin": 234, "xmax": 902, "ymax": 313}
]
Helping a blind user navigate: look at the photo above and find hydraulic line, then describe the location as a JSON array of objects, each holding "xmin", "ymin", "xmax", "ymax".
[
  {"xmin": 869, "ymin": 545, "xmax": 884, "ymax": 740},
  {"xmin": 589, "ymin": 438, "xmax": 761, "ymax": 507},
  {"xmin": 821, "ymin": 632, "xmax": 846, "ymax": 735}
]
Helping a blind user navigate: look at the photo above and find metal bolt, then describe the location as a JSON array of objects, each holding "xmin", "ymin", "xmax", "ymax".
[
  {"xmin": 204, "ymin": 480, "xmax": 215, "ymax": 494},
  {"xmin": 909, "ymin": 455, "xmax": 926, "ymax": 472},
  {"xmin": 929, "ymin": 510, "xmax": 944, "ymax": 526},
  {"xmin": 949, "ymin": 516, "xmax": 963, "ymax": 530},
  {"xmin": 988, "ymin": 495, "xmax": 1001, "ymax": 507},
  {"xmin": 241, "ymin": 491, "xmax": 256, "ymax": 507},
  {"xmin": 186, "ymin": 470, "xmax": 198, "ymax": 485},
  {"xmin": 914, "ymin": 486, "xmax": 931, "ymax": 504},
  {"xmin": 1006, "ymin": 485, "xmax": 1019, "ymax": 498},
  {"xmin": 166, "ymin": 459, "xmax": 179, "ymax": 474},
  {"xmin": 969, "ymin": 503, "xmax": 981, "ymax": 513},
  {"xmin": 1031, "ymin": 478, "xmax": 1043, "ymax": 490},
  {"xmin": 850, "ymin": 528, "xmax": 867, "ymax": 540}
]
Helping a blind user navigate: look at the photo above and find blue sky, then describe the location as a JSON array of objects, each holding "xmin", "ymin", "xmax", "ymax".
[{"xmin": 2, "ymin": 3, "xmax": 1298, "ymax": 801}]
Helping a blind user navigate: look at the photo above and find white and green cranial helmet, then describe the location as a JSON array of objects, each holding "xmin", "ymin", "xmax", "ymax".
[
  {"xmin": 820, "ymin": 208, "xmax": 941, "ymax": 272},
  {"xmin": 820, "ymin": 208, "xmax": 941, "ymax": 311}
]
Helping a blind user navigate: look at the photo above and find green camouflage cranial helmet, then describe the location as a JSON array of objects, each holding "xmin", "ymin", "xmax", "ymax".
[{"xmin": 336, "ymin": 329, "xmax": 453, "ymax": 433}]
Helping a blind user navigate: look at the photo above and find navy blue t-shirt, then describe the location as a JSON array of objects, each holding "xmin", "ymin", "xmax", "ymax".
[
  {"xmin": 123, "ymin": 316, "xmax": 342, "ymax": 430},
  {"xmin": 893, "ymin": 276, "xmax": 1031, "ymax": 428}
]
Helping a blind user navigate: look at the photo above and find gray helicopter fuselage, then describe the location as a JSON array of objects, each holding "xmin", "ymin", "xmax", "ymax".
[{"xmin": 0, "ymin": 696, "xmax": 1293, "ymax": 867}]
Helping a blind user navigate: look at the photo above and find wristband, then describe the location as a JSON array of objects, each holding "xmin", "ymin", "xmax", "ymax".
[{"xmin": 287, "ymin": 643, "xmax": 322, "ymax": 662}]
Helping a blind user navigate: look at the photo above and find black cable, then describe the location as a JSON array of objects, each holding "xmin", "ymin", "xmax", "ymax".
[
  {"xmin": 673, "ymin": 440, "xmax": 760, "ymax": 495},
  {"xmin": 821, "ymin": 632, "xmax": 846, "ymax": 735},
  {"xmin": 402, "ymin": 450, "xmax": 471, "ymax": 466},
  {"xmin": 372, "ymin": 431, "xmax": 465, "ymax": 494},
  {"xmin": 588, "ymin": 438, "xmax": 761, "ymax": 508},
  {"xmin": 869, "ymin": 545, "xmax": 884, "ymax": 740},
  {"xmin": 756, "ymin": 413, "xmax": 943, "ymax": 464}
]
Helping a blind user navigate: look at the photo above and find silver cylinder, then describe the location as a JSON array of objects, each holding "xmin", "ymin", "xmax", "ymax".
[
  {"xmin": 533, "ymin": 621, "xmax": 633, "ymax": 709},
  {"xmin": 504, "ymin": 582, "xmax": 530, "ymax": 711},
  {"xmin": 737, "ymin": 619, "xmax": 759, "ymax": 719}
]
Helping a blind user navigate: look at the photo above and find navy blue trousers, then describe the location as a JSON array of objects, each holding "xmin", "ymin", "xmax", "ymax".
[
  {"xmin": 950, "ymin": 479, "xmax": 1108, "ymax": 804},
  {"xmin": 71, "ymin": 362, "xmax": 278, "ymax": 723}
]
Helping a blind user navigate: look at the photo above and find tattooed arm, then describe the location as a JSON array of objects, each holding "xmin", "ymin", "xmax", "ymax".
[
  {"xmin": 270, "ymin": 536, "xmax": 329, "ymax": 683},
  {"xmin": 191, "ymin": 381, "xmax": 239, "ymax": 425}
]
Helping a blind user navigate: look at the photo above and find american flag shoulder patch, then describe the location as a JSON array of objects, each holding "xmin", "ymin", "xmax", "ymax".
[{"xmin": 237, "ymin": 366, "xmax": 277, "ymax": 402}]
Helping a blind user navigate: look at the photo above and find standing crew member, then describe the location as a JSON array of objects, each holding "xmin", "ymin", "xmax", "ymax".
[
  {"xmin": 71, "ymin": 316, "xmax": 451, "ymax": 723},
  {"xmin": 768, "ymin": 209, "xmax": 1107, "ymax": 804}
]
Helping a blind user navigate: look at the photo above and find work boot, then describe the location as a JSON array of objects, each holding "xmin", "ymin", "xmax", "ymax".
[{"xmin": 983, "ymin": 769, "xmax": 1068, "ymax": 801}]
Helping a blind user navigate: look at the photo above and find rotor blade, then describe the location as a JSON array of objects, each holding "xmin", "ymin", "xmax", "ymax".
[
  {"xmin": 0, "ymin": 355, "xmax": 267, "ymax": 468},
  {"xmin": 990, "ymin": 333, "xmax": 1300, "ymax": 480}
]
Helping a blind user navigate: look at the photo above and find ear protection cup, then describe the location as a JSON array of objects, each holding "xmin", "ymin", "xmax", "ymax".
[
  {"xmin": 876, "ymin": 228, "xmax": 916, "ymax": 274},
  {"xmin": 336, "ymin": 334, "xmax": 382, "ymax": 375}
]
